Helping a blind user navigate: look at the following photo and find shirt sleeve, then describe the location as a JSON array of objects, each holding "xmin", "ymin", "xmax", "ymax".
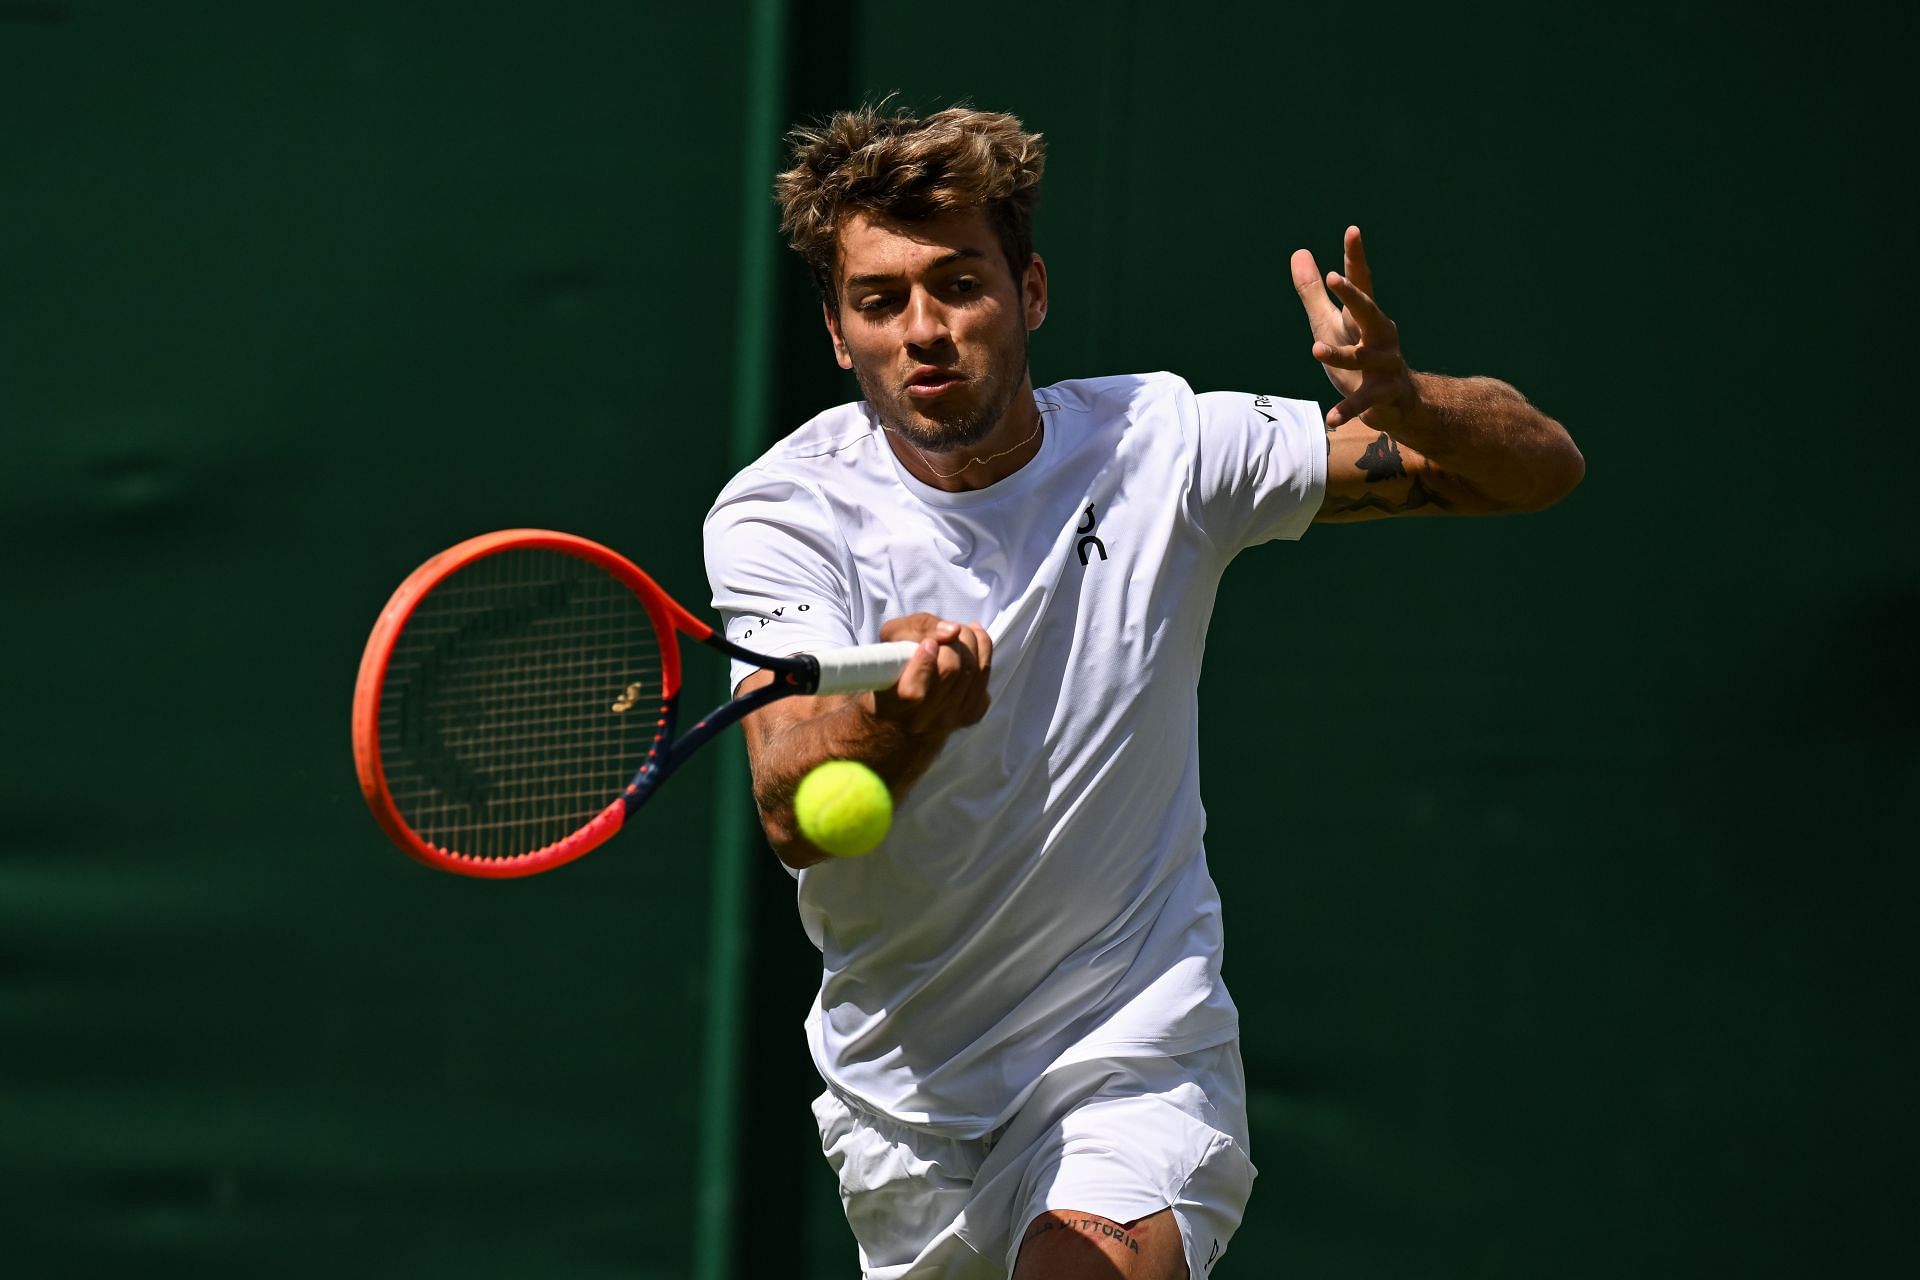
[
  {"xmin": 1189, "ymin": 390, "xmax": 1327, "ymax": 551},
  {"xmin": 702, "ymin": 470, "xmax": 857, "ymax": 692}
]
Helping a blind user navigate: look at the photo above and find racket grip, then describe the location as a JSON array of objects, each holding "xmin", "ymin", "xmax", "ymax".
[{"xmin": 806, "ymin": 641, "xmax": 920, "ymax": 695}]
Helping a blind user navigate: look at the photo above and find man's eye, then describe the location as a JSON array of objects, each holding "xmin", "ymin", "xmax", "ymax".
[
  {"xmin": 856, "ymin": 295, "xmax": 894, "ymax": 312},
  {"xmin": 951, "ymin": 277, "xmax": 981, "ymax": 295}
]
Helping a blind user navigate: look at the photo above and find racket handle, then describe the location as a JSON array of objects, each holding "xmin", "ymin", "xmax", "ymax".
[{"xmin": 805, "ymin": 641, "xmax": 920, "ymax": 695}]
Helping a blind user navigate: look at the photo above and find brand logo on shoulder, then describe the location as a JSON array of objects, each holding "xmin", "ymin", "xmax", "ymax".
[
  {"xmin": 1252, "ymin": 394, "xmax": 1277, "ymax": 423},
  {"xmin": 1076, "ymin": 503, "xmax": 1107, "ymax": 566},
  {"xmin": 737, "ymin": 601, "xmax": 810, "ymax": 642}
]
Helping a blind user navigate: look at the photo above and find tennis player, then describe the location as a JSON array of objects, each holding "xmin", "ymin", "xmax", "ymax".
[{"xmin": 702, "ymin": 104, "xmax": 1583, "ymax": 1279}]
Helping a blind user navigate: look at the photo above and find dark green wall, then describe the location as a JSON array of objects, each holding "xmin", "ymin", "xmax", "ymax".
[
  {"xmin": 3, "ymin": 3, "xmax": 1910, "ymax": 1278},
  {"xmin": 3, "ymin": 4, "xmax": 752, "ymax": 1276}
]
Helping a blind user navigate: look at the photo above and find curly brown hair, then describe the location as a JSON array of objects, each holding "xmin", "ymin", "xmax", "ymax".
[{"xmin": 775, "ymin": 103, "xmax": 1046, "ymax": 310}]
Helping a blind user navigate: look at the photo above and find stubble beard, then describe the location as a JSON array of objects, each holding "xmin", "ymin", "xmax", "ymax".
[{"xmin": 855, "ymin": 328, "xmax": 1030, "ymax": 455}]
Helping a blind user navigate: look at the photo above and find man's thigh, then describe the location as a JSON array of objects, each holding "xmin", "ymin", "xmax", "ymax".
[
  {"xmin": 814, "ymin": 1041, "xmax": 1255, "ymax": 1278},
  {"xmin": 989, "ymin": 1041, "xmax": 1255, "ymax": 1278},
  {"xmin": 1013, "ymin": 1207, "xmax": 1188, "ymax": 1279},
  {"xmin": 813, "ymin": 1086, "xmax": 997, "ymax": 1278}
]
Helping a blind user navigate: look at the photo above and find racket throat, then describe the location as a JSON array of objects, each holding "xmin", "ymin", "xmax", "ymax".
[{"xmin": 621, "ymin": 677, "xmax": 791, "ymax": 812}]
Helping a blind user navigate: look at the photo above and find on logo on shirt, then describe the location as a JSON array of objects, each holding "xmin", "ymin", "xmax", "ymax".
[{"xmin": 1076, "ymin": 503, "xmax": 1107, "ymax": 566}]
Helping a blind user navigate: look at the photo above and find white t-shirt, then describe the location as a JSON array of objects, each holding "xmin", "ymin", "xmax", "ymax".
[{"xmin": 702, "ymin": 372, "xmax": 1325, "ymax": 1138}]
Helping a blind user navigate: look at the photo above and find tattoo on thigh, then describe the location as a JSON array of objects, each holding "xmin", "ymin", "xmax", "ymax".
[{"xmin": 1031, "ymin": 1217, "xmax": 1142, "ymax": 1254}]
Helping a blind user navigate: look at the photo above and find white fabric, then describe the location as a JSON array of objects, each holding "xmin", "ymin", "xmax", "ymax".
[
  {"xmin": 810, "ymin": 1041, "xmax": 1257, "ymax": 1279},
  {"xmin": 703, "ymin": 372, "xmax": 1325, "ymax": 1138}
]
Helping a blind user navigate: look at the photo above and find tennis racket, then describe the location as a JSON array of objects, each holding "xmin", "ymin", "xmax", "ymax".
[{"xmin": 351, "ymin": 529, "xmax": 914, "ymax": 878}]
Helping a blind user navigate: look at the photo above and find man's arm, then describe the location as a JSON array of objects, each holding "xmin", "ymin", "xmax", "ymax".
[
  {"xmin": 1293, "ymin": 227, "xmax": 1585, "ymax": 522},
  {"xmin": 740, "ymin": 614, "xmax": 990, "ymax": 869}
]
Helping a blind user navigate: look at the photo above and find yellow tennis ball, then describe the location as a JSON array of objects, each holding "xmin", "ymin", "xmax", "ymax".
[{"xmin": 793, "ymin": 760, "xmax": 892, "ymax": 858}]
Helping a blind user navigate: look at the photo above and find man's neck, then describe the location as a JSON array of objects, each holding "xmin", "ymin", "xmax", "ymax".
[{"xmin": 886, "ymin": 383, "xmax": 1044, "ymax": 493}]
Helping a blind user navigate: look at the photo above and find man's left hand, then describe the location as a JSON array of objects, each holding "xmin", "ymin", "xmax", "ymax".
[{"xmin": 1290, "ymin": 226, "xmax": 1419, "ymax": 433}]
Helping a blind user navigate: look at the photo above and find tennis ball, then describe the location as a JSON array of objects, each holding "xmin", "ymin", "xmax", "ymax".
[{"xmin": 793, "ymin": 760, "xmax": 892, "ymax": 858}]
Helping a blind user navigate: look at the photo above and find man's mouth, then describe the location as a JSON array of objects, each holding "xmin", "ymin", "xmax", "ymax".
[{"xmin": 905, "ymin": 368, "xmax": 963, "ymax": 398}]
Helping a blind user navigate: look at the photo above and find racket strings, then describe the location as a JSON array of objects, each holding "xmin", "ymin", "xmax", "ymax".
[{"xmin": 376, "ymin": 548, "xmax": 669, "ymax": 860}]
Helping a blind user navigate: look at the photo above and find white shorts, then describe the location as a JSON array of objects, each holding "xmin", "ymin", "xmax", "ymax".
[{"xmin": 811, "ymin": 1040, "xmax": 1257, "ymax": 1279}]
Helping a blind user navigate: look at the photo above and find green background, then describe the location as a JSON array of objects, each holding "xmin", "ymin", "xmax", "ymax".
[{"xmin": 3, "ymin": 2, "xmax": 1910, "ymax": 1276}]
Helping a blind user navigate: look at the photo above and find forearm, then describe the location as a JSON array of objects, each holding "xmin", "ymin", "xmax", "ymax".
[
  {"xmin": 1393, "ymin": 372, "xmax": 1584, "ymax": 512},
  {"xmin": 739, "ymin": 616, "xmax": 990, "ymax": 867},
  {"xmin": 745, "ymin": 693, "xmax": 952, "ymax": 868}
]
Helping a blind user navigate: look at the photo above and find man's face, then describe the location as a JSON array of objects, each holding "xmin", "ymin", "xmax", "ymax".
[{"xmin": 824, "ymin": 208, "xmax": 1047, "ymax": 453}]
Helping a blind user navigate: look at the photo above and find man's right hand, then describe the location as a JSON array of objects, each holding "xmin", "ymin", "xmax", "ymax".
[
  {"xmin": 869, "ymin": 614, "xmax": 993, "ymax": 736},
  {"xmin": 736, "ymin": 612, "xmax": 992, "ymax": 867}
]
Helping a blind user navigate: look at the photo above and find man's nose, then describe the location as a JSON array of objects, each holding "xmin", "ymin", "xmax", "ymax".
[{"xmin": 902, "ymin": 288, "xmax": 951, "ymax": 350}]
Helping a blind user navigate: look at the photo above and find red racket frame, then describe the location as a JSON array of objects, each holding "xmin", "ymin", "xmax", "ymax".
[{"xmin": 353, "ymin": 530, "xmax": 711, "ymax": 878}]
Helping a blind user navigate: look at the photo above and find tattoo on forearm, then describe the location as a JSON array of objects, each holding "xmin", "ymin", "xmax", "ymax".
[
  {"xmin": 1030, "ymin": 1217, "xmax": 1142, "ymax": 1254},
  {"xmin": 1328, "ymin": 474, "xmax": 1453, "ymax": 515},
  {"xmin": 1356, "ymin": 432, "xmax": 1407, "ymax": 482},
  {"xmin": 1326, "ymin": 430, "xmax": 1455, "ymax": 515}
]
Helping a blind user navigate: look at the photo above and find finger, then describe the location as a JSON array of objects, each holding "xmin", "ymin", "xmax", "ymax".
[
  {"xmin": 894, "ymin": 637, "xmax": 940, "ymax": 700},
  {"xmin": 1289, "ymin": 249, "xmax": 1344, "ymax": 342},
  {"xmin": 879, "ymin": 612, "xmax": 937, "ymax": 643},
  {"xmin": 962, "ymin": 626, "xmax": 992, "ymax": 723},
  {"xmin": 1311, "ymin": 342, "xmax": 1360, "ymax": 396},
  {"xmin": 1325, "ymin": 387, "xmax": 1387, "ymax": 428},
  {"xmin": 1325, "ymin": 272, "xmax": 1397, "ymax": 344},
  {"xmin": 1311, "ymin": 339, "xmax": 1401, "ymax": 372},
  {"xmin": 892, "ymin": 614, "xmax": 961, "ymax": 643},
  {"xmin": 940, "ymin": 622, "xmax": 984, "ymax": 668},
  {"xmin": 931, "ymin": 640, "xmax": 976, "ymax": 685},
  {"xmin": 1342, "ymin": 225, "xmax": 1375, "ymax": 300},
  {"xmin": 929, "ymin": 626, "xmax": 992, "ymax": 722},
  {"xmin": 941, "ymin": 622, "xmax": 992, "ymax": 673},
  {"xmin": 965, "ymin": 623, "xmax": 992, "ymax": 673}
]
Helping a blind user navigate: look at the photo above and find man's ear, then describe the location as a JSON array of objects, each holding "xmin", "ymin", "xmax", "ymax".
[
  {"xmin": 1023, "ymin": 254, "xmax": 1049, "ymax": 331},
  {"xmin": 823, "ymin": 300, "xmax": 853, "ymax": 370}
]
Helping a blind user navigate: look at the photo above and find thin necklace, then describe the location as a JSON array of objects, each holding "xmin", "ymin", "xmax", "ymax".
[{"xmin": 885, "ymin": 398, "xmax": 1061, "ymax": 481}]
